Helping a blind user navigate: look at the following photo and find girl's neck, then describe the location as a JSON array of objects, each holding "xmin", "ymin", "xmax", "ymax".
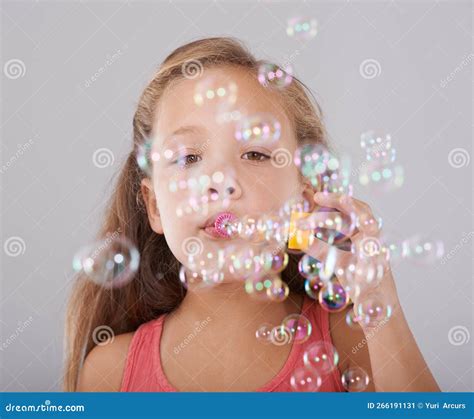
[{"xmin": 171, "ymin": 280, "xmax": 304, "ymax": 330}]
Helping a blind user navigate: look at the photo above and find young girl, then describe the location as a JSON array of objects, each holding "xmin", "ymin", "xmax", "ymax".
[{"xmin": 65, "ymin": 37, "xmax": 440, "ymax": 392}]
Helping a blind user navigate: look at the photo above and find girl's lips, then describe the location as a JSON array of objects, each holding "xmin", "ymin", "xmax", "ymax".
[
  {"xmin": 201, "ymin": 211, "xmax": 238, "ymax": 239},
  {"xmin": 201, "ymin": 225, "xmax": 231, "ymax": 240}
]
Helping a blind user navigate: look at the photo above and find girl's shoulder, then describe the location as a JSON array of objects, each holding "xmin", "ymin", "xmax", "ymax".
[{"xmin": 77, "ymin": 315, "xmax": 164, "ymax": 392}]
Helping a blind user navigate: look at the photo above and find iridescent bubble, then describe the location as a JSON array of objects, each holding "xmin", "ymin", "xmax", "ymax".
[
  {"xmin": 401, "ymin": 235, "xmax": 444, "ymax": 264},
  {"xmin": 258, "ymin": 246, "xmax": 289, "ymax": 274},
  {"xmin": 304, "ymin": 277, "xmax": 324, "ymax": 299},
  {"xmin": 294, "ymin": 144, "xmax": 339, "ymax": 188},
  {"xmin": 358, "ymin": 160, "xmax": 404, "ymax": 191},
  {"xmin": 303, "ymin": 341, "xmax": 339, "ymax": 374},
  {"xmin": 286, "ymin": 16, "xmax": 318, "ymax": 40},
  {"xmin": 237, "ymin": 215, "xmax": 267, "ymax": 243},
  {"xmin": 235, "ymin": 113, "xmax": 281, "ymax": 143},
  {"xmin": 245, "ymin": 276, "xmax": 289, "ymax": 302},
  {"xmin": 355, "ymin": 293, "xmax": 392, "ymax": 327},
  {"xmin": 345, "ymin": 309, "xmax": 363, "ymax": 329},
  {"xmin": 73, "ymin": 235, "xmax": 140, "ymax": 289},
  {"xmin": 229, "ymin": 247, "xmax": 259, "ymax": 277},
  {"xmin": 270, "ymin": 324, "xmax": 292, "ymax": 345},
  {"xmin": 193, "ymin": 78, "xmax": 238, "ymax": 108},
  {"xmin": 290, "ymin": 367, "xmax": 322, "ymax": 392},
  {"xmin": 282, "ymin": 314, "xmax": 312, "ymax": 343},
  {"xmin": 258, "ymin": 62, "xmax": 293, "ymax": 88},
  {"xmin": 298, "ymin": 254, "xmax": 323, "ymax": 279},
  {"xmin": 341, "ymin": 366, "xmax": 370, "ymax": 392},
  {"xmin": 318, "ymin": 278, "xmax": 349, "ymax": 312},
  {"xmin": 256, "ymin": 323, "xmax": 273, "ymax": 344},
  {"xmin": 360, "ymin": 131, "xmax": 396, "ymax": 164},
  {"xmin": 260, "ymin": 213, "xmax": 290, "ymax": 244},
  {"xmin": 136, "ymin": 137, "xmax": 161, "ymax": 177}
]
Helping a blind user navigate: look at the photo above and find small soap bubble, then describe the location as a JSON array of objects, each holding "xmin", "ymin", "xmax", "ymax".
[
  {"xmin": 256, "ymin": 323, "xmax": 273, "ymax": 344},
  {"xmin": 258, "ymin": 246, "xmax": 289, "ymax": 274},
  {"xmin": 304, "ymin": 277, "xmax": 324, "ymax": 299},
  {"xmin": 341, "ymin": 366, "xmax": 370, "ymax": 392},
  {"xmin": 73, "ymin": 236, "xmax": 140, "ymax": 289},
  {"xmin": 281, "ymin": 314, "xmax": 312, "ymax": 344},
  {"xmin": 401, "ymin": 235, "xmax": 444, "ymax": 264},
  {"xmin": 235, "ymin": 113, "xmax": 281, "ymax": 143},
  {"xmin": 303, "ymin": 341, "xmax": 339, "ymax": 374},
  {"xmin": 355, "ymin": 293, "xmax": 392, "ymax": 328},
  {"xmin": 258, "ymin": 62, "xmax": 293, "ymax": 88},
  {"xmin": 298, "ymin": 254, "xmax": 323, "ymax": 279},
  {"xmin": 237, "ymin": 215, "xmax": 267, "ymax": 243},
  {"xmin": 193, "ymin": 78, "xmax": 238, "ymax": 108},
  {"xmin": 319, "ymin": 278, "xmax": 349, "ymax": 312},
  {"xmin": 360, "ymin": 131, "xmax": 396, "ymax": 164},
  {"xmin": 286, "ymin": 16, "xmax": 318, "ymax": 40},
  {"xmin": 290, "ymin": 367, "xmax": 322, "ymax": 392}
]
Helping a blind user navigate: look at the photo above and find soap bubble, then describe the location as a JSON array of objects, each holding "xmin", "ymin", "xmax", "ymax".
[
  {"xmin": 73, "ymin": 235, "xmax": 140, "ymax": 289},
  {"xmin": 258, "ymin": 62, "xmax": 293, "ymax": 88},
  {"xmin": 270, "ymin": 324, "xmax": 292, "ymax": 345},
  {"xmin": 345, "ymin": 309, "xmax": 363, "ymax": 329},
  {"xmin": 341, "ymin": 366, "xmax": 370, "ymax": 392},
  {"xmin": 235, "ymin": 113, "xmax": 281, "ymax": 143},
  {"xmin": 290, "ymin": 367, "xmax": 322, "ymax": 391},
  {"xmin": 401, "ymin": 235, "xmax": 444, "ymax": 264},
  {"xmin": 355, "ymin": 293, "xmax": 392, "ymax": 327},
  {"xmin": 281, "ymin": 314, "xmax": 312, "ymax": 343},
  {"xmin": 286, "ymin": 16, "xmax": 318, "ymax": 40},
  {"xmin": 245, "ymin": 276, "xmax": 289, "ymax": 302},
  {"xmin": 319, "ymin": 278, "xmax": 349, "ymax": 312},
  {"xmin": 256, "ymin": 323, "xmax": 273, "ymax": 344},
  {"xmin": 193, "ymin": 78, "xmax": 237, "ymax": 108},
  {"xmin": 237, "ymin": 215, "xmax": 267, "ymax": 243},
  {"xmin": 358, "ymin": 160, "xmax": 404, "ymax": 191},
  {"xmin": 260, "ymin": 213, "xmax": 290, "ymax": 244},
  {"xmin": 303, "ymin": 341, "xmax": 339, "ymax": 374},
  {"xmin": 298, "ymin": 254, "xmax": 323, "ymax": 279},
  {"xmin": 258, "ymin": 246, "xmax": 289, "ymax": 274},
  {"xmin": 304, "ymin": 277, "xmax": 324, "ymax": 299},
  {"xmin": 229, "ymin": 246, "xmax": 260, "ymax": 278},
  {"xmin": 360, "ymin": 131, "xmax": 396, "ymax": 164}
]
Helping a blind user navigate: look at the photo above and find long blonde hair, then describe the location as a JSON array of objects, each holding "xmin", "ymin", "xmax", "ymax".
[{"xmin": 63, "ymin": 37, "xmax": 328, "ymax": 391}]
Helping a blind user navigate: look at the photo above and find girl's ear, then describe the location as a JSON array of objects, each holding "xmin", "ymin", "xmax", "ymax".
[{"xmin": 140, "ymin": 178, "xmax": 164, "ymax": 234}]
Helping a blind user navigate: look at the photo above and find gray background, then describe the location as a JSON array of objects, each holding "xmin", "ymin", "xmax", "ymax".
[{"xmin": 1, "ymin": 0, "xmax": 472, "ymax": 391}]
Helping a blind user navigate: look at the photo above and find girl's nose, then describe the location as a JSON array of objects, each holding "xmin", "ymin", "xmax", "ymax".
[{"xmin": 208, "ymin": 181, "xmax": 241, "ymax": 201}]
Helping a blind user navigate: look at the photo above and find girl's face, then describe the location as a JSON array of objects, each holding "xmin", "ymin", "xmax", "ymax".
[{"xmin": 142, "ymin": 66, "xmax": 311, "ymax": 275}]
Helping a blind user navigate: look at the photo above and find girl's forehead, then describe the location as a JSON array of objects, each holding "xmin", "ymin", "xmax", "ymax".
[{"xmin": 154, "ymin": 66, "xmax": 291, "ymax": 138}]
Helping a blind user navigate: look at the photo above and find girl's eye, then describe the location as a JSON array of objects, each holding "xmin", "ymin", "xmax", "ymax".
[
  {"xmin": 176, "ymin": 154, "xmax": 202, "ymax": 166},
  {"xmin": 242, "ymin": 151, "xmax": 270, "ymax": 162}
]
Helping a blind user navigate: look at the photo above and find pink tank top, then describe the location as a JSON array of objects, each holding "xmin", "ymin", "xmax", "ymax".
[{"xmin": 121, "ymin": 297, "xmax": 345, "ymax": 392}]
